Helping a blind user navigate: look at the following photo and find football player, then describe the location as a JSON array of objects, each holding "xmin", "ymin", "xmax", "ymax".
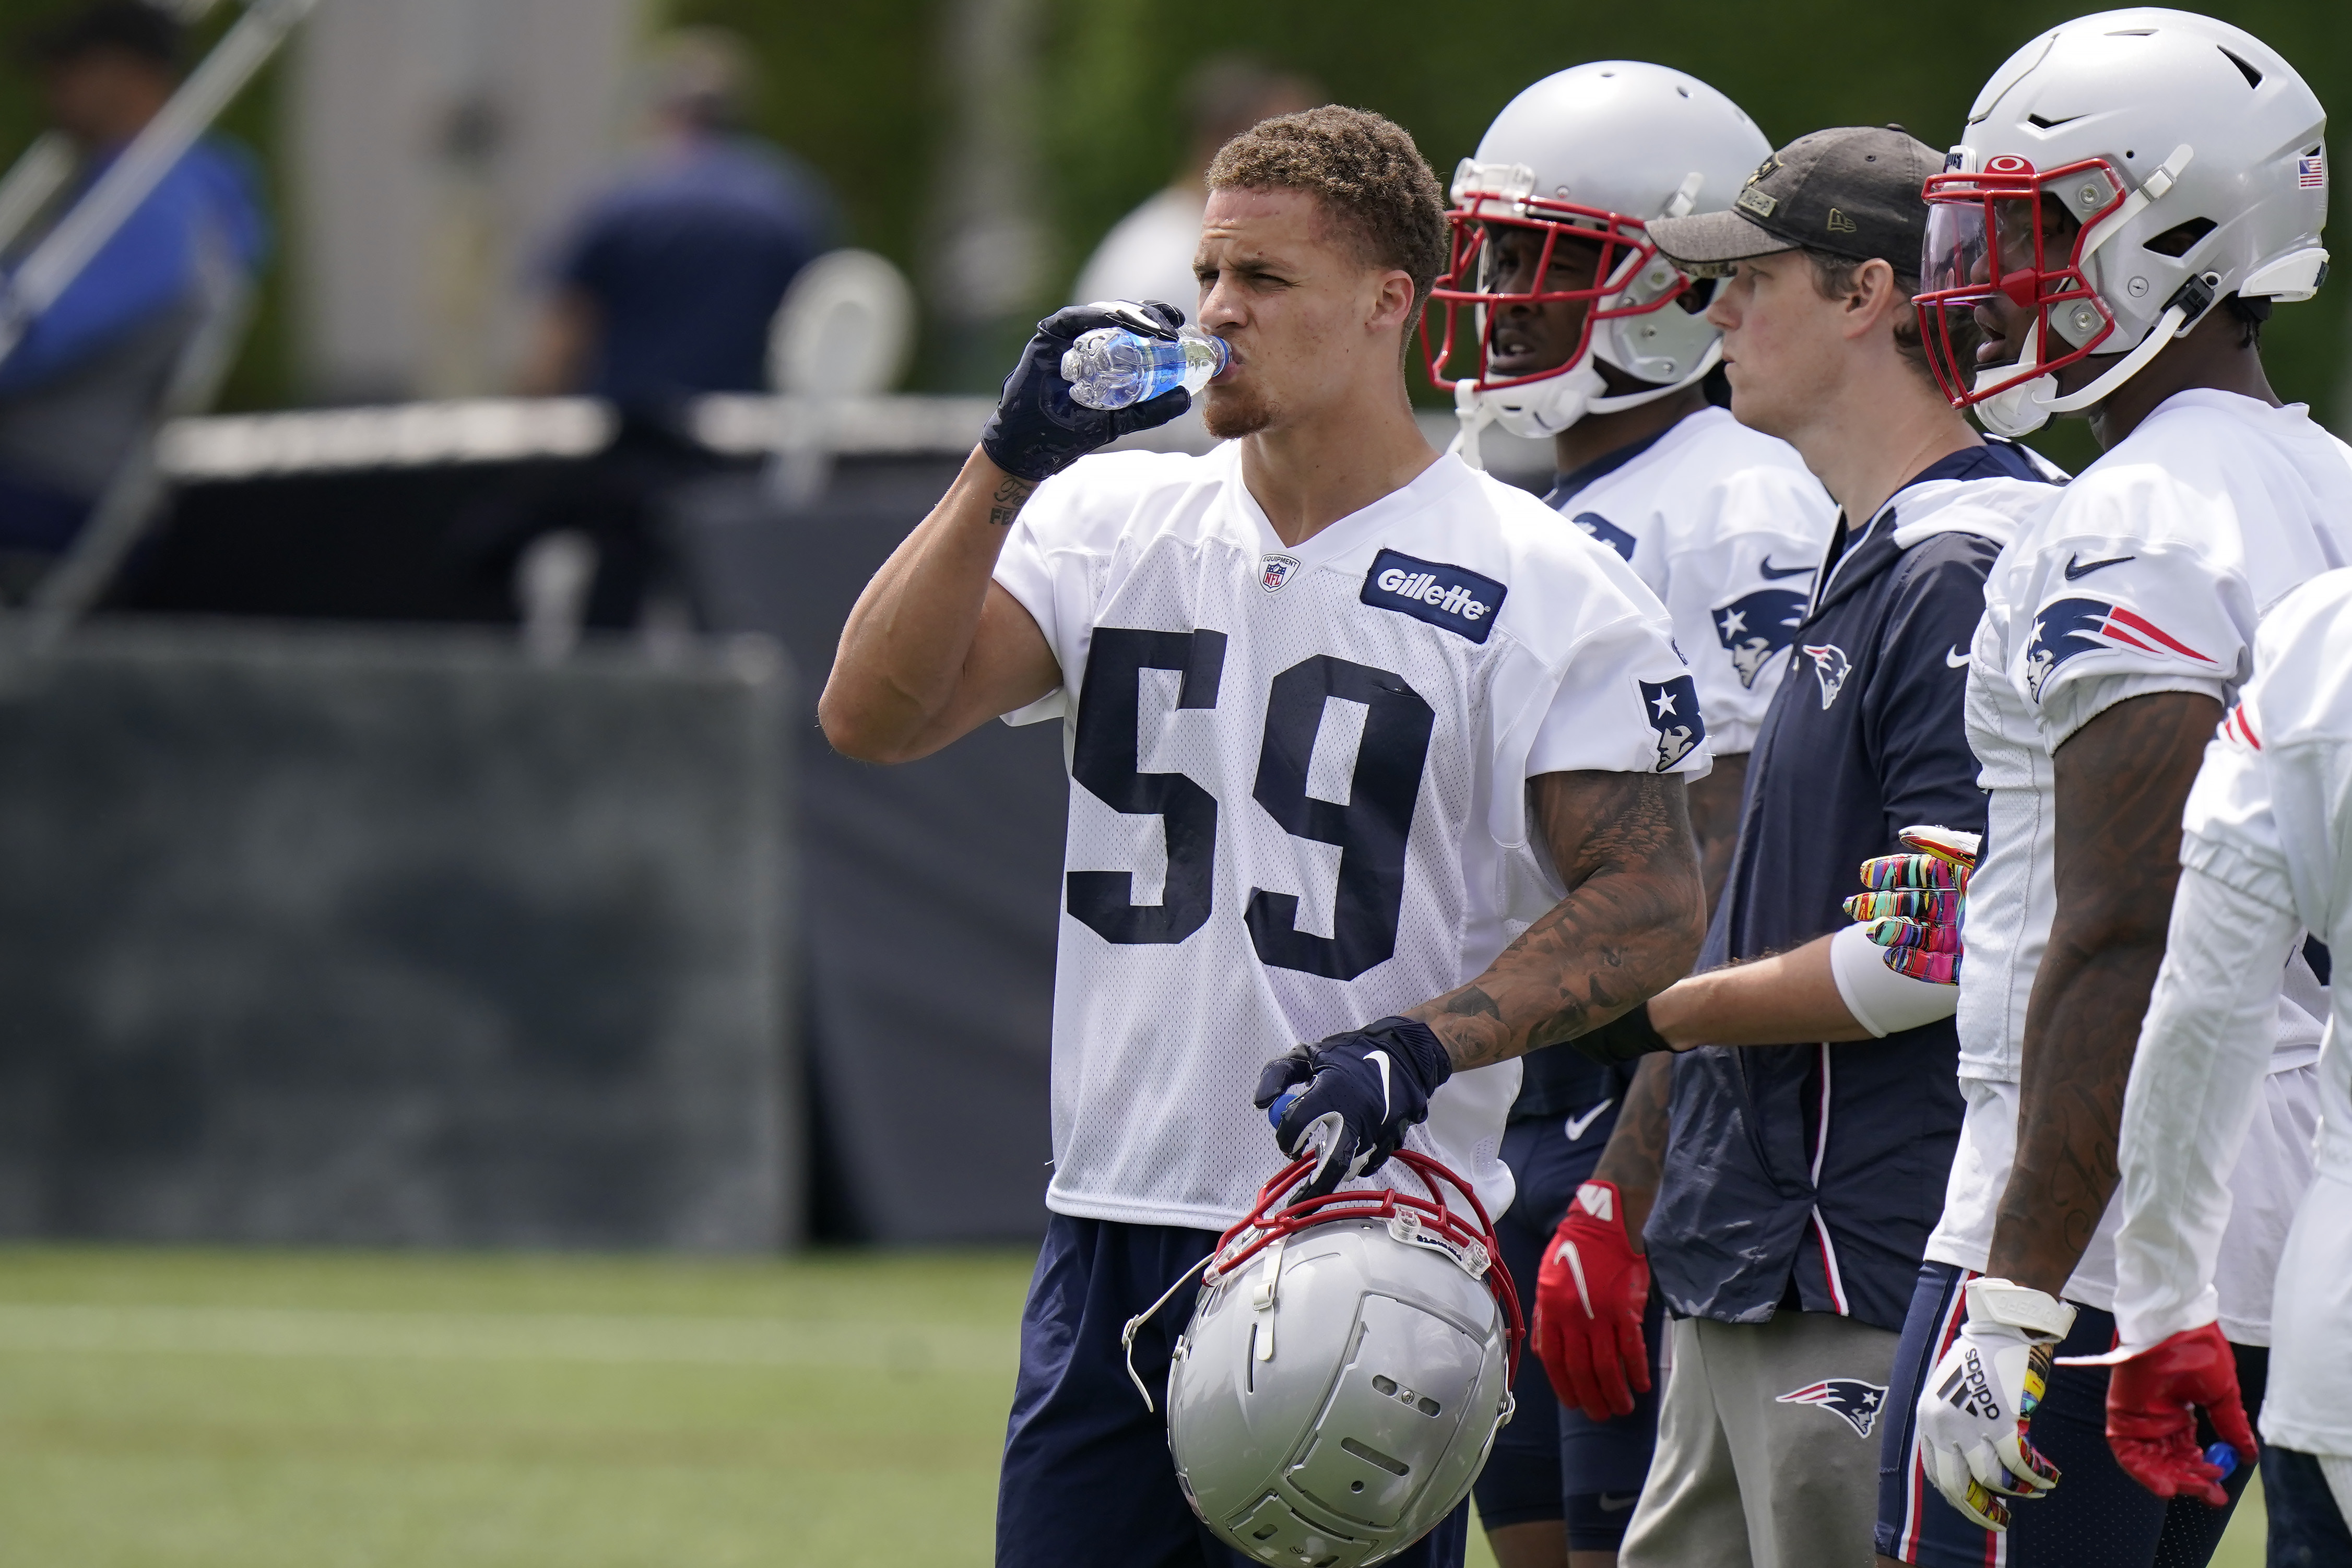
[
  {"xmin": 1882, "ymin": 13, "xmax": 2346, "ymax": 1567},
  {"xmin": 821, "ymin": 106, "xmax": 1711, "ymax": 1568},
  {"xmin": 1426, "ymin": 61, "xmax": 1836, "ymax": 1568},
  {"xmin": 1537, "ymin": 123, "xmax": 2064, "ymax": 1566},
  {"xmin": 2099, "ymin": 568, "xmax": 2352, "ymax": 1562}
]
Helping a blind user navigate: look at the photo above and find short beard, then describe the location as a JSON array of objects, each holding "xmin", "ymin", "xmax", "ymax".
[{"xmin": 1202, "ymin": 383, "xmax": 1278, "ymax": 440}]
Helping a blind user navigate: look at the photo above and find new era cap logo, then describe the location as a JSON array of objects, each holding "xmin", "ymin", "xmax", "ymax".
[
  {"xmin": 1826, "ymin": 208, "xmax": 1858, "ymax": 233},
  {"xmin": 1362, "ymin": 550, "xmax": 1506, "ymax": 644}
]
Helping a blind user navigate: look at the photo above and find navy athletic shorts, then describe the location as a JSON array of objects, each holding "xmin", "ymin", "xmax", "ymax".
[
  {"xmin": 998, "ymin": 1211, "xmax": 1470, "ymax": 1568},
  {"xmin": 2263, "ymin": 1446, "xmax": 2352, "ymax": 1566},
  {"xmin": 1470, "ymin": 1109, "xmax": 1663, "ymax": 1551},
  {"xmin": 1875, "ymin": 1260, "xmax": 2264, "ymax": 1566}
]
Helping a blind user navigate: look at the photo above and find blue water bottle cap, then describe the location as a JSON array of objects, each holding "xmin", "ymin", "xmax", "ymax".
[
  {"xmin": 2204, "ymin": 1441, "xmax": 2239, "ymax": 1480},
  {"xmin": 1269, "ymin": 1087, "xmax": 1303, "ymax": 1129}
]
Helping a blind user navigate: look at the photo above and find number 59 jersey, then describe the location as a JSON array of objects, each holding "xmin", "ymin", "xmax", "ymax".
[{"xmin": 994, "ymin": 443, "xmax": 1707, "ymax": 1230}]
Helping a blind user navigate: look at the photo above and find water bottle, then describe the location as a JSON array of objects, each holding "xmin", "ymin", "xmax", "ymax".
[{"xmin": 1060, "ymin": 325, "xmax": 1228, "ymax": 411}]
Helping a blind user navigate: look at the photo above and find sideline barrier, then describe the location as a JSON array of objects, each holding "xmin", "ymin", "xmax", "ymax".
[{"xmin": 0, "ymin": 622, "xmax": 796, "ymax": 1250}]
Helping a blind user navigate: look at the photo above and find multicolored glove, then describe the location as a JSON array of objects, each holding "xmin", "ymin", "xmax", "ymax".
[
  {"xmin": 1916, "ymin": 1277, "xmax": 2074, "ymax": 1530},
  {"xmin": 1531, "ymin": 1180, "xmax": 1652, "ymax": 1423},
  {"xmin": 1844, "ymin": 824, "xmax": 1980, "ymax": 984},
  {"xmin": 2102, "ymin": 1323, "xmax": 2258, "ymax": 1506}
]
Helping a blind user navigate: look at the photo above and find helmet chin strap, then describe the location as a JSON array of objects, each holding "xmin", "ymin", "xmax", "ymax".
[
  {"xmin": 1453, "ymin": 339, "xmax": 1724, "ymax": 461},
  {"xmin": 1447, "ymin": 379, "xmax": 1498, "ymax": 470},
  {"xmin": 1971, "ymin": 298, "xmax": 2196, "ymax": 437}
]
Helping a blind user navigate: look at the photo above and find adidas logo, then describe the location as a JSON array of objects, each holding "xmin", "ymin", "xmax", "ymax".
[{"xmin": 1936, "ymin": 1349, "xmax": 2003, "ymax": 1422}]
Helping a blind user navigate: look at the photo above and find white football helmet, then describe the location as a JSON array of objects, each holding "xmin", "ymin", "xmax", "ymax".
[
  {"xmin": 1426, "ymin": 61, "xmax": 1772, "ymax": 460},
  {"xmin": 1157, "ymin": 1149, "xmax": 1522, "ymax": 1566},
  {"xmin": 1918, "ymin": 9, "xmax": 2329, "ymax": 436}
]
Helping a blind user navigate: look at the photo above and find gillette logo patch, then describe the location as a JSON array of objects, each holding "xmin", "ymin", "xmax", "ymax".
[{"xmin": 1363, "ymin": 550, "xmax": 1507, "ymax": 644}]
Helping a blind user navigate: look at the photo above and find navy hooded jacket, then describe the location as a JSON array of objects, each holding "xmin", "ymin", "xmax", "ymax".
[{"xmin": 1645, "ymin": 441, "xmax": 2061, "ymax": 1332}]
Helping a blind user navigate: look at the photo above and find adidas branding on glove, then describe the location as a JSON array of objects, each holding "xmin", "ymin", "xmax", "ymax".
[{"xmin": 1363, "ymin": 550, "xmax": 1507, "ymax": 644}]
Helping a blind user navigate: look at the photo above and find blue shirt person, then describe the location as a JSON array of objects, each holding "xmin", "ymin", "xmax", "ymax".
[{"xmin": 0, "ymin": 3, "xmax": 268, "ymax": 557}]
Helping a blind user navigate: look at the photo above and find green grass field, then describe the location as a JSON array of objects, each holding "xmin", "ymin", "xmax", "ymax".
[{"xmin": 0, "ymin": 1245, "xmax": 2266, "ymax": 1567}]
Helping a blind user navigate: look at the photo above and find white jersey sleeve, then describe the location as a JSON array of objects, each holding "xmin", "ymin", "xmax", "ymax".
[
  {"xmin": 2109, "ymin": 714, "xmax": 2299, "ymax": 1349},
  {"xmin": 1651, "ymin": 461, "xmax": 1836, "ymax": 755},
  {"xmin": 2008, "ymin": 464, "xmax": 2249, "ymax": 749},
  {"xmin": 1522, "ymin": 541, "xmax": 1715, "ymax": 782}
]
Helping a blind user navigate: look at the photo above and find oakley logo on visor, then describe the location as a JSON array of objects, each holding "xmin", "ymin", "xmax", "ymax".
[{"xmin": 1362, "ymin": 550, "xmax": 1506, "ymax": 643}]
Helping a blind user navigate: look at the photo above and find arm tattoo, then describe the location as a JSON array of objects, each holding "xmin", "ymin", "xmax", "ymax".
[
  {"xmin": 1986, "ymin": 690, "xmax": 2223, "ymax": 1294},
  {"xmin": 1593, "ymin": 1053, "xmax": 1672, "ymax": 1252},
  {"xmin": 987, "ymin": 474, "xmax": 1037, "ymax": 528},
  {"xmin": 1408, "ymin": 770, "xmax": 1707, "ymax": 1071}
]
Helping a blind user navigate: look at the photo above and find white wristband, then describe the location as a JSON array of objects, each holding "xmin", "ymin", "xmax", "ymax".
[{"xmin": 1829, "ymin": 921, "xmax": 1961, "ymax": 1038}]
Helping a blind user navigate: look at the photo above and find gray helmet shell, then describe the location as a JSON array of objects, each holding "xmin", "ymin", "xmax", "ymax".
[{"xmin": 1167, "ymin": 1214, "xmax": 1514, "ymax": 1566}]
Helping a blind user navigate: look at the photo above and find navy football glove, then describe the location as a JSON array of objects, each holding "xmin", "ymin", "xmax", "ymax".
[
  {"xmin": 1254, "ymin": 1017, "xmax": 1455, "ymax": 1198},
  {"xmin": 978, "ymin": 300, "xmax": 1195, "ymax": 482}
]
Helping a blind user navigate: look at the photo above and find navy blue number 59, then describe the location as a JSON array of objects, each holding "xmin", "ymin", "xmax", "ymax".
[{"xmin": 1066, "ymin": 629, "xmax": 1435, "ymax": 980}]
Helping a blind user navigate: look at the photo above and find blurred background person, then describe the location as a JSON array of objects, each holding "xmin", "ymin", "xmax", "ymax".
[
  {"xmin": 497, "ymin": 25, "xmax": 836, "ymax": 630},
  {"xmin": 0, "ymin": 0, "xmax": 265, "ymax": 597},
  {"xmin": 1068, "ymin": 52, "xmax": 1317, "ymax": 311}
]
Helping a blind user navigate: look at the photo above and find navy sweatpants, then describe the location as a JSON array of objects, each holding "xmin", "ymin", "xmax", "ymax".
[{"xmin": 997, "ymin": 1211, "xmax": 1470, "ymax": 1568}]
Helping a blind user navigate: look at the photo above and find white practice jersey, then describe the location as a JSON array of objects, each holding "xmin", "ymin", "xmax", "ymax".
[
  {"xmin": 1931, "ymin": 390, "xmax": 2352, "ymax": 1317},
  {"xmin": 995, "ymin": 443, "xmax": 1705, "ymax": 1230},
  {"xmin": 1548, "ymin": 406, "xmax": 1836, "ymax": 755},
  {"xmin": 2109, "ymin": 571, "xmax": 2352, "ymax": 1450}
]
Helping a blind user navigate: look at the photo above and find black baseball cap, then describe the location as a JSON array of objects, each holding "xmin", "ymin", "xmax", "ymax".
[{"xmin": 1647, "ymin": 125, "xmax": 1941, "ymax": 277}]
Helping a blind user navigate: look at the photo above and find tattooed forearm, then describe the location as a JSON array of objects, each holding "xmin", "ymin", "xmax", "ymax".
[
  {"xmin": 1986, "ymin": 690, "xmax": 2223, "ymax": 1296},
  {"xmin": 1592, "ymin": 1052, "xmax": 1672, "ymax": 1252},
  {"xmin": 1409, "ymin": 770, "xmax": 1707, "ymax": 1071},
  {"xmin": 987, "ymin": 474, "xmax": 1037, "ymax": 527}
]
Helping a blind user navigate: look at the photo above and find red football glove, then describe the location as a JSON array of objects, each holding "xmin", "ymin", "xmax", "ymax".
[
  {"xmin": 1532, "ymin": 1179, "xmax": 1651, "ymax": 1423},
  {"xmin": 2106, "ymin": 1323, "xmax": 2258, "ymax": 1506}
]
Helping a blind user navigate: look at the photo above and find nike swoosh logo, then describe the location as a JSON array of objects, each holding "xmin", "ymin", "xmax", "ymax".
[
  {"xmin": 1564, "ymin": 1099, "xmax": 1615, "ymax": 1141},
  {"xmin": 1598, "ymin": 1493, "xmax": 1639, "ymax": 1512},
  {"xmin": 1759, "ymin": 556, "xmax": 1816, "ymax": 580},
  {"xmin": 2063, "ymin": 551, "xmax": 2135, "ymax": 580},
  {"xmin": 1556, "ymin": 1239, "xmax": 1595, "ymax": 1317},
  {"xmin": 1366, "ymin": 1050, "xmax": 1392, "ymax": 1120},
  {"xmin": 1946, "ymin": 646, "xmax": 1971, "ymax": 668}
]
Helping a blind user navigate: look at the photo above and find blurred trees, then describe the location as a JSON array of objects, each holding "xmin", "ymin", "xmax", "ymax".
[
  {"xmin": 687, "ymin": 0, "xmax": 2351, "ymax": 469},
  {"xmin": 1, "ymin": 0, "xmax": 2345, "ymax": 454}
]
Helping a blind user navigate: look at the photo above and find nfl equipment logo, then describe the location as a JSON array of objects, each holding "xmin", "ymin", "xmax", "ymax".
[
  {"xmin": 2300, "ymin": 154, "xmax": 2326, "ymax": 190},
  {"xmin": 1259, "ymin": 553, "xmax": 1301, "ymax": 592}
]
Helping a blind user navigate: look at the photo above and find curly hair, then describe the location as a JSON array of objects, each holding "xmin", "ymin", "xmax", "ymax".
[{"xmin": 1207, "ymin": 105, "xmax": 1450, "ymax": 309}]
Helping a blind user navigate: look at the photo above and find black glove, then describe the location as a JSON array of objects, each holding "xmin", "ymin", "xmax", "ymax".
[
  {"xmin": 977, "ymin": 300, "xmax": 1195, "ymax": 482},
  {"xmin": 1254, "ymin": 1017, "xmax": 1455, "ymax": 1198},
  {"xmin": 1569, "ymin": 1002, "xmax": 1674, "ymax": 1066}
]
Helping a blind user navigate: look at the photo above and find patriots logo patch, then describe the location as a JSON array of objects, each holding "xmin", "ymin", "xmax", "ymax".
[
  {"xmin": 1715, "ymin": 588, "xmax": 1808, "ymax": 689},
  {"xmin": 1776, "ymin": 1377, "xmax": 1888, "ymax": 1438},
  {"xmin": 1568, "ymin": 511, "xmax": 1636, "ymax": 562},
  {"xmin": 1803, "ymin": 643, "xmax": 1852, "ymax": 709},
  {"xmin": 2022, "ymin": 597, "xmax": 2215, "ymax": 703},
  {"xmin": 1640, "ymin": 675, "xmax": 1704, "ymax": 771}
]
